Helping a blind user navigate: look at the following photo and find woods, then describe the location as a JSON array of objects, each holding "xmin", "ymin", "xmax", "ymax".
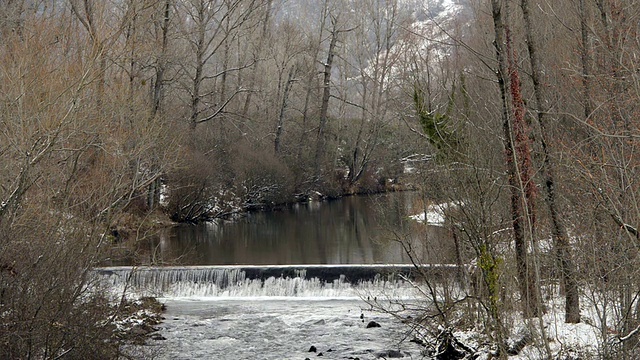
[
  {"xmin": 3, "ymin": 0, "xmax": 640, "ymax": 358},
  {"xmin": 400, "ymin": 0, "xmax": 640, "ymax": 357}
]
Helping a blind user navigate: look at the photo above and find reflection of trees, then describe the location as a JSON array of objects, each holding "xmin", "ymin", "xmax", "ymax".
[{"xmin": 157, "ymin": 193, "xmax": 439, "ymax": 265}]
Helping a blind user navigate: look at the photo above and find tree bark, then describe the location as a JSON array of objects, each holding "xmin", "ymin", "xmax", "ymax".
[
  {"xmin": 491, "ymin": 0, "xmax": 540, "ymax": 318},
  {"xmin": 241, "ymin": 0, "xmax": 272, "ymax": 119},
  {"xmin": 314, "ymin": 22, "xmax": 338, "ymax": 179},
  {"xmin": 274, "ymin": 65, "xmax": 296, "ymax": 154},
  {"xmin": 520, "ymin": 0, "xmax": 580, "ymax": 323},
  {"xmin": 152, "ymin": 0, "xmax": 171, "ymax": 117},
  {"xmin": 579, "ymin": 0, "xmax": 593, "ymax": 120},
  {"xmin": 189, "ymin": 2, "xmax": 206, "ymax": 128}
]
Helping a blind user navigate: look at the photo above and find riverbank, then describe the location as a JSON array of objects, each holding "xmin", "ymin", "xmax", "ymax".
[
  {"xmin": 200, "ymin": 177, "xmax": 417, "ymax": 222},
  {"xmin": 108, "ymin": 176, "xmax": 416, "ymax": 246},
  {"xmin": 103, "ymin": 191, "xmax": 438, "ymax": 267}
]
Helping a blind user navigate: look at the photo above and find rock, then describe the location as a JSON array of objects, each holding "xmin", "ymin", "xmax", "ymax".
[
  {"xmin": 366, "ymin": 321, "xmax": 381, "ymax": 328},
  {"xmin": 308, "ymin": 345, "xmax": 317, "ymax": 352},
  {"xmin": 507, "ymin": 329, "xmax": 532, "ymax": 355},
  {"xmin": 434, "ymin": 329, "xmax": 470, "ymax": 360},
  {"xmin": 130, "ymin": 326, "xmax": 147, "ymax": 335},
  {"xmin": 317, "ymin": 353, "xmax": 323, "ymax": 356},
  {"xmin": 375, "ymin": 349, "xmax": 404, "ymax": 358},
  {"xmin": 151, "ymin": 334, "xmax": 167, "ymax": 341}
]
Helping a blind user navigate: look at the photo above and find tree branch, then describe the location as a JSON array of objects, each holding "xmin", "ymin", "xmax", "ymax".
[{"xmin": 194, "ymin": 88, "xmax": 249, "ymax": 125}]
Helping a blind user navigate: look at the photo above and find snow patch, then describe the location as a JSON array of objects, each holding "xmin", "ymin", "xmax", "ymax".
[{"xmin": 409, "ymin": 202, "xmax": 461, "ymax": 226}]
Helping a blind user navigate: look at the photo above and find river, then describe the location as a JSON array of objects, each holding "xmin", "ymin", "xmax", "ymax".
[
  {"xmin": 103, "ymin": 192, "xmax": 454, "ymax": 359},
  {"xmin": 120, "ymin": 192, "xmax": 453, "ymax": 266}
]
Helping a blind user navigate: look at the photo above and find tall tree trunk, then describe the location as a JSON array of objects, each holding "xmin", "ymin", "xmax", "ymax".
[
  {"xmin": 491, "ymin": 0, "xmax": 540, "ymax": 318},
  {"xmin": 520, "ymin": 0, "xmax": 580, "ymax": 323},
  {"xmin": 153, "ymin": 0, "xmax": 171, "ymax": 117},
  {"xmin": 314, "ymin": 25, "xmax": 338, "ymax": 179},
  {"xmin": 189, "ymin": 4, "xmax": 206, "ymax": 128},
  {"xmin": 579, "ymin": 0, "xmax": 593, "ymax": 120},
  {"xmin": 295, "ymin": 1, "xmax": 330, "ymax": 165},
  {"xmin": 219, "ymin": 13, "xmax": 231, "ymax": 107},
  {"xmin": 274, "ymin": 65, "xmax": 296, "ymax": 154},
  {"xmin": 295, "ymin": 74, "xmax": 316, "ymax": 163},
  {"xmin": 241, "ymin": 0, "xmax": 272, "ymax": 118}
]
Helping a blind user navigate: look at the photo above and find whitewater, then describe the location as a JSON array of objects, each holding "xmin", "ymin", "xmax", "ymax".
[
  {"xmin": 154, "ymin": 298, "xmax": 427, "ymax": 359},
  {"xmin": 98, "ymin": 265, "xmax": 442, "ymax": 359}
]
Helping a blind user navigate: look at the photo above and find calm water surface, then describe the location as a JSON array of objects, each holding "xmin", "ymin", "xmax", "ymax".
[{"xmin": 134, "ymin": 192, "xmax": 451, "ymax": 265}]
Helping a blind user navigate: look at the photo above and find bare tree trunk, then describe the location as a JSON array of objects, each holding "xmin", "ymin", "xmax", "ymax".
[
  {"xmin": 294, "ymin": 1, "xmax": 330, "ymax": 166},
  {"xmin": 295, "ymin": 74, "xmax": 316, "ymax": 163},
  {"xmin": 152, "ymin": 0, "xmax": 171, "ymax": 117},
  {"xmin": 520, "ymin": 0, "xmax": 580, "ymax": 323},
  {"xmin": 70, "ymin": 0, "xmax": 106, "ymax": 111},
  {"xmin": 241, "ymin": 0, "xmax": 272, "ymax": 118},
  {"xmin": 189, "ymin": 2, "xmax": 206, "ymax": 128},
  {"xmin": 125, "ymin": 6, "xmax": 138, "ymax": 125},
  {"xmin": 314, "ymin": 22, "xmax": 338, "ymax": 179},
  {"xmin": 579, "ymin": 0, "xmax": 593, "ymax": 119},
  {"xmin": 274, "ymin": 65, "xmax": 296, "ymax": 154},
  {"xmin": 491, "ymin": 0, "xmax": 540, "ymax": 318}
]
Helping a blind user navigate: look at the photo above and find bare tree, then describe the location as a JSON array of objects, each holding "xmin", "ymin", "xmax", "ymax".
[
  {"xmin": 519, "ymin": 0, "xmax": 580, "ymax": 324},
  {"xmin": 174, "ymin": 0, "xmax": 259, "ymax": 128},
  {"xmin": 152, "ymin": 0, "xmax": 173, "ymax": 117},
  {"xmin": 313, "ymin": 12, "xmax": 341, "ymax": 178},
  {"xmin": 490, "ymin": 0, "xmax": 540, "ymax": 319},
  {"xmin": 337, "ymin": 0, "xmax": 403, "ymax": 189},
  {"xmin": 0, "ymin": 4, "xmax": 177, "ymax": 357}
]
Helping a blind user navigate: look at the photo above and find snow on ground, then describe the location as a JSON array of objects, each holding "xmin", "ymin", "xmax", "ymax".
[
  {"xmin": 410, "ymin": 207, "xmax": 445, "ymax": 225},
  {"xmin": 496, "ymin": 295, "xmax": 602, "ymax": 359},
  {"xmin": 410, "ymin": 202, "xmax": 461, "ymax": 226}
]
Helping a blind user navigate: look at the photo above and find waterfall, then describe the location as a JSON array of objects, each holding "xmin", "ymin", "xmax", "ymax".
[{"xmin": 94, "ymin": 264, "xmax": 459, "ymax": 299}]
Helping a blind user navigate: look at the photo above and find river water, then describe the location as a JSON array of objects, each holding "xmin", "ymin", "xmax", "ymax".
[
  {"xmin": 149, "ymin": 298, "xmax": 430, "ymax": 360},
  {"xmin": 125, "ymin": 192, "xmax": 453, "ymax": 266},
  {"xmin": 108, "ymin": 192, "xmax": 454, "ymax": 359}
]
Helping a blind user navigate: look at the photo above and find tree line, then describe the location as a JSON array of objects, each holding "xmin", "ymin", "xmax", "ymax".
[
  {"xmin": 399, "ymin": 0, "xmax": 640, "ymax": 357},
  {"xmin": 0, "ymin": 0, "xmax": 426, "ymax": 357}
]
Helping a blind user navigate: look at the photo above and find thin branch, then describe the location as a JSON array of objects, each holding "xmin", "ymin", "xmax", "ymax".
[
  {"xmin": 619, "ymin": 323, "xmax": 640, "ymax": 342},
  {"xmin": 194, "ymin": 89, "xmax": 249, "ymax": 124}
]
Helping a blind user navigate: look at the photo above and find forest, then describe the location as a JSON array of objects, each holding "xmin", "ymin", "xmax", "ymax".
[{"xmin": 2, "ymin": 0, "xmax": 640, "ymax": 358}]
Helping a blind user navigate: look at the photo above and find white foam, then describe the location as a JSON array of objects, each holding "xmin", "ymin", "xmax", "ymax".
[{"xmin": 95, "ymin": 265, "xmax": 436, "ymax": 299}]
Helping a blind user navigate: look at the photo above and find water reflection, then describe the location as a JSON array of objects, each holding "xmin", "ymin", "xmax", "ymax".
[{"xmin": 140, "ymin": 192, "xmax": 454, "ymax": 265}]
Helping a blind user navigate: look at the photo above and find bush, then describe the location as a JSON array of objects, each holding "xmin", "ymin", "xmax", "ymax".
[
  {"xmin": 0, "ymin": 208, "xmax": 128, "ymax": 359},
  {"xmin": 234, "ymin": 145, "xmax": 295, "ymax": 208}
]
